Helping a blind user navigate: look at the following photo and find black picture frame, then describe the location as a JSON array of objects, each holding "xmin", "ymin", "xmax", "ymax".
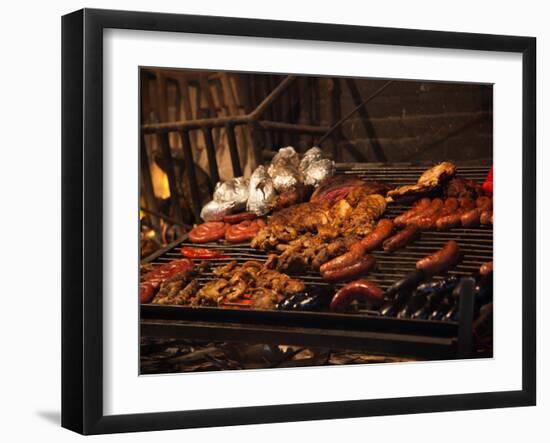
[{"xmin": 62, "ymin": 8, "xmax": 536, "ymax": 435}]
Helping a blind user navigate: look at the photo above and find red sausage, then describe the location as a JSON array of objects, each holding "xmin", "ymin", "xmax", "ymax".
[
  {"xmin": 222, "ymin": 212, "xmax": 257, "ymax": 223},
  {"xmin": 436, "ymin": 213, "xmax": 462, "ymax": 230},
  {"xmin": 405, "ymin": 198, "xmax": 444, "ymax": 226},
  {"xmin": 394, "ymin": 198, "xmax": 431, "ymax": 227},
  {"xmin": 188, "ymin": 221, "xmax": 228, "ymax": 243},
  {"xmin": 225, "ymin": 219, "xmax": 265, "ymax": 243},
  {"xmin": 458, "ymin": 198, "xmax": 476, "ymax": 211},
  {"xmin": 476, "ymin": 196, "xmax": 492, "ymax": 210},
  {"xmin": 140, "ymin": 282, "xmax": 155, "ymax": 304},
  {"xmin": 412, "ymin": 198, "xmax": 459, "ymax": 230},
  {"xmin": 383, "ymin": 226, "xmax": 420, "ymax": 252},
  {"xmin": 416, "ymin": 240, "xmax": 460, "ymax": 275},
  {"xmin": 460, "ymin": 209, "xmax": 481, "ymax": 228},
  {"xmin": 321, "ymin": 255, "xmax": 376, "ymax": 282},
  {"xmin": 330, "ymin": 280, "xmax": 385, "ymax": 312},
  {"xmin": 319, "ymin": 242, "xmax": 366, "ymax": 275},
  {"xmin": 360, "ymin": 219, "xmax": 395, "ymax": 251},
  {"xmin": 480, "ymin": 209, "xmax": 493, "ymax": 225},
  {"xmin": 140, "ymin": 259, "xmax": 194, "ymax": 303}
]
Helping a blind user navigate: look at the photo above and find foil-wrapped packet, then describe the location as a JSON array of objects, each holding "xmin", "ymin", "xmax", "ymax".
[
  {"xmin": 247, "ymin": 165, "xmax": 277, "ymax": 216},
  {"xmin": 271, "ymin": 146, "xmax": 300, "ymax": 169},
  {"xmin": 267, "ymin": 146, "xmax": 302, "ymax": 192},
  {"xmin": 299, "ymin": 146, "xmax": 323, "ymax": 173},
  {"xmin": 200, "ymin": 176, "xmax": 249, "ymax": 221},
  {"xmin": 303, "ymin": 158, "xmax": 335, "ymax": 187},
  {"xmin": 213, "ymin": 177, "xmax": 249, "ymax": 209},
  {"xmin": 200, "ymin": 200, "xmax": 236, "ymax": 222}
]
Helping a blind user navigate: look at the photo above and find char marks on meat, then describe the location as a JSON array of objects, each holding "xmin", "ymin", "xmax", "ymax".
[
  {"xmin": 387, "ymin": 162, "xmax": 457, "ymax": 202},
  {"xmin": 195, "ymin": 260, "xmax": 305, "ymax": 309}
]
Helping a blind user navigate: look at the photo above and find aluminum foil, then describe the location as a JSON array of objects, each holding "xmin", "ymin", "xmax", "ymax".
[
  {"xmin": 270, "ymin": 146, "xmax": 300, "ymax": 169},
  {"xmin": 213, "ymin": 176, "xmax": 249, "ymax": 209},
  {"xmin": 299, "ymin": 146, "xmax": 323, "ymax": 173},
  {"xmin": 268, "ymin": 146, "xmax": 302, "ymax": 192},
  {"xmin": 200, "ymin": 200, "xmax": 236, "ymax": 222},
  {"xmin": 247, "ymin": 165, "xmax": 277, "ymax": 216},
  {"xmin": 302, "ymin": 158, "xmax": 335, "ymax": 187}
]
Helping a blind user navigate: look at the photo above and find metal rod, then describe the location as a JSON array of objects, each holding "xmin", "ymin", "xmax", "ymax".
[
  {"xmin": 249, "ymin": 75, "xmax": 297, "ymax": 120},
  {"xmin": 157, "ymin": 132, "xmax": 184, "ymax": 222},
  {"xmin": 257, "ymin": 120, "xmax": 330, "ymax": 134},
  {"xmin": 317, "ymin": 80, "xmax": 394, "ymax": 146},
  {"xmin": 225, "ymin": 123, "xmax": 242, "ymax": 177},
  {"xmin": 179, "ymin": 130, "xmax": 202, "ymax": 222},
  {"xmin": 201, "ymin": 127, "xmax": 220, "ymax": 187},
  {"xmin": 456, "ymin": 277, "xmax": 476, "ymax": 358}
]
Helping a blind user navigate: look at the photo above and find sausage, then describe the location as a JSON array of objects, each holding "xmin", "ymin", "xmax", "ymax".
[
  {"xmin": 140, "ymin": 259, "xmax": 194, "ymax": 303},
  {"xmin": 435, "ymin": 198, "xmax": 477, "ymax": 230},
  {"xmin": 180, "ymin": 246, "xmax": 226, "ymax": 259},
  {"xmin": 225, "ymin": 219, "xmax": 266, "ymax": 243},
  {"xmin": 480, "ymin": 209, "xmax": 493, "ymax": 225},
  {"xmin": 320, "ymin": 219, "xmax": 393, "ymax": 275},
  {"xmin": 476, "ymin": 196, "xmax": 493, "ymax": 210},
  {"xmin": 140, "ymin": 282, "xmax": 156, "ymax": 304},
  {"xmin": 222, "ymin": 212, "xmax": 256, "ymax": 223},
  {"xmin": 319, "ymin": 242, "xmax": 366, "ymax": 275},
  {"xmin": 405, "ymin": 198, "xmax": 444, "ymax": 226},
  {"xmin": 383, "ymin": 226, "xmax": 420, "ymax": 252},
  {"xmin": 458, "ymin": 198, "xmax": 476, "ymax": 211},
  {"xmin": 360, "ymin": 219, "xmax": 395, "ymax": 251},
  {"xmin": 436, "ymin": 213, "xmax": 462, "ymax": 230},
  {"xmin": 321, "ymin": 255, "xmax": 376, "ymax": 282},
  {"xmin": 188, "ymin": 221, "xmax": 228, "ymax": 243},
  {"xmin": 460, "ymin": 208, "xmax": 481, "ymax": 228},
  {"xmin": 394, "ymin": 198, "xmax": 431, "ymax": 227},
  {"xmin": 416, "ymin": 240, "xmax": 460, "ymax": 275},
  {"xmin": 480, "ymin": 261, "xmax": 493, "ymax": 276},
  {"xmin": 330, "ymin": 280, "xmax": 385, "ymax": 312},
  {"xmin": 413, "ymin": 198, "xmax": 456, "ymax": 230}
]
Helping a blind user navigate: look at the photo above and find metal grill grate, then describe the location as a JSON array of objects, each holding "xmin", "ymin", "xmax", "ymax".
[{"xmin": 145, "ymin": 163, "xmax": 492, "ymax": 320}]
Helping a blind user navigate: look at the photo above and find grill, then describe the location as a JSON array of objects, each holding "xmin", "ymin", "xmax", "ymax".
[{"xmin": 141, "ymin": 163, "xmax": 492, "ymax": 360}]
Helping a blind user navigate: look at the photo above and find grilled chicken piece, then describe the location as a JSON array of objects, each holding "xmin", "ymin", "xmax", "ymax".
[
  {"xmin": 195, "ymin": 260, "xmax": 305, "ymax": 309},
  {"xmin": 252, "ymin": 190, "xmax": 386, "ymax": 250},
  {"xmin": 387, "ymin": 162, "xmax": 457, "ymax": 202}
]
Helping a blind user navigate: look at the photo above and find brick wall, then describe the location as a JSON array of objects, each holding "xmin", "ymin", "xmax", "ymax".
[{"xmin": 323, "ymin": 78, "xmax": 493, "ymax": 163}]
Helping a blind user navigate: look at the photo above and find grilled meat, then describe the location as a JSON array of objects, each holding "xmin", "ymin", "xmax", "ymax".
[
  {"xmin": 252, "ymin": 189, "xmax": 386, "ymax": 250},
  {"xmin": 310, "ymin": 175, "xmax": 389, "ymax": 204},
  {"xmin": 387, "ymin": 162, "xmax": 457, "ymax": 201},
  {"xmin": 444, "ymin": 177, "xmax": 483, "ymax": 200},
  {"xmin": 195, "ymin": 260, "xmax": 305, "ymax": 309}
]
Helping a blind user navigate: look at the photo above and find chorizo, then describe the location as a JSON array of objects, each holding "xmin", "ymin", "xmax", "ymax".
[
  {"xmin": 480, "ymin": 209, "xmax": 493, "ymax": 225},
  {"xmin": 330, "ymin": 280, "xmax": 385, "ymax": 312},
  {"xmin": 321, "ymin": 255, "xmax": 376, "ymax": 282},
  {"xmin": 405, "ymin": 198, "xmax": 444, "ymax": 226},
  {"xmin": 222, "ymin": 212, "xmax": 257, "ymax": 223},
  {"xmin": 319, "ymin": 242, "xmax": 366, "ymax": 275},
  {"xmin": 224, "ymin": 219, "xmax": 266, "ymax": 243},
  {"xmin": 394, "ymin": 198, "xmax": 431, "ymax": 227},
  {"xmin": 460, "ymin": 208, "xmax": 481, "ymax": 228},
  {"xmin": 188, "ymin": 221, "xmax": 228, "ymax": 243},
  {"xmin": 416, "ymin": 240, "xmax": 460, "ymax": 276},
  {"xmin": 383, "ymin": 226, "xmax": 420, "ymax": 252},
  {"xmin": 360, "ymin": 219, "xmax": 395, "ymax": 251}
]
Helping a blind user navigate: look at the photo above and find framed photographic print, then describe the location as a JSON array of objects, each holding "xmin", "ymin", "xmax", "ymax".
[{"xmin": 62, "ymin": 8, "xmax": 536, "ymax": 435}]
